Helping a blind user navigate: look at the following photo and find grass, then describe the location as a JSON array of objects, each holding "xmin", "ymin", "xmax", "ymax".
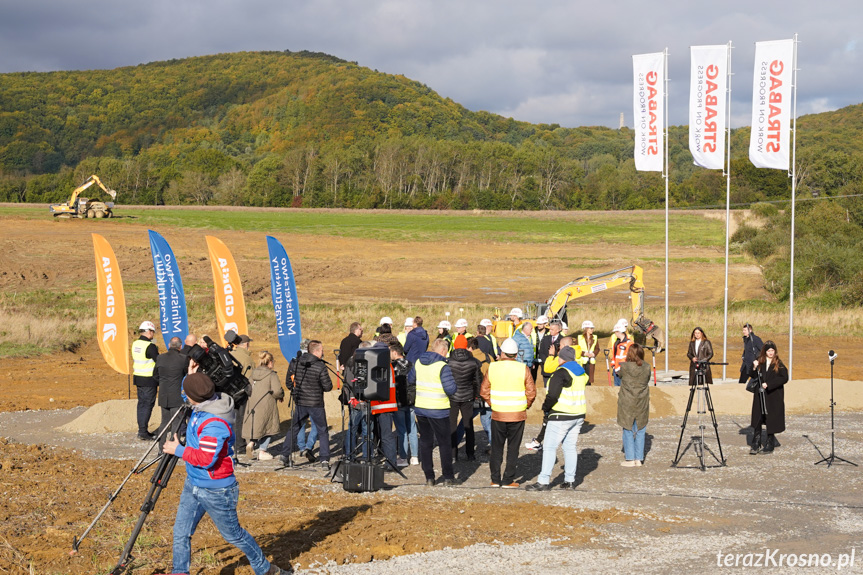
[{"xmin": 0, "ymin": 205, "xmax": 726, "ymax": 247}]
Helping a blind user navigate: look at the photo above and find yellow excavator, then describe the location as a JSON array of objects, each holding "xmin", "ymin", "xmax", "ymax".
[
  {"xmin": 543, "ymin": 265, "xmax": 665, "ymax": 350},
  {"xmin": 49, "ymin": 175, "xmax": 117, "ymax": 219}
]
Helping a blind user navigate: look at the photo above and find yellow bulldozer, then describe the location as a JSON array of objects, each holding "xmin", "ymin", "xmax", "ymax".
[{"xmin": 49, "ymin": 175, "xmax": 117, "ymax": 219}]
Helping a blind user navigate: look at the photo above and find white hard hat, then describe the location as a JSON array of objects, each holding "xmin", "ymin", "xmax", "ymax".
[
  {"xmin": 617, "ymin": 318, "xmax": 629, "ymax": 327},
  {"xmin": 500, "ymin": 338, "xmax": 519, "ymax": 355},
  {"xmin": 404, "ymin": 317, "xmax": 414, "ymax": 327},
  {"xmin": 536, "ymin": 315, "xmax": 548, "ymax": 325},
  {"xmin": 561, "ymin": 322, "xmax": 569, "ymax": 333},
  {"xmin": 438, "ymin": 320, "xmax": 452, "ymax": 330},
  {"xmin": 581, "ymin": 320, "xmax": 595, "ymax": 330},
  {"xmin": 480, "ymin": 318, "xmax": 493, "ymax": 327},
  {"xmin": 509, "ymin": 307, "xmax": 523, "ymax": 318},
  {"xmin": 380, "ymin": 316, "xmax": 393, "ymax": 326},
  {"xmin": 139, "ymin": 321, "xmax": 156, "ymax": 332},
  {"xmin": 455, "ymin": 318, "xmax": 468, "ymax": 328},
  {"xmin": 613, "ymin": 321, "xmax": 628, "ymax": 333}
]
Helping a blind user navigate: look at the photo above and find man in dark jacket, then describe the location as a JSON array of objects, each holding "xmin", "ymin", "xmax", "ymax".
[
  {"xmin": 448, "ymin": 342, "xmax": 482, "ymax": 461},
  {"xmin": 154, "ymin": 336, "xmax": 188, "ymax": 444},
  {"xmin": 282, "ymin": 340, "xmax": 333, "ymax": 469},
  {"xmin": 740, "ymin": 323, "xmax": 764, "ymax": 383},
  {"xmin": 338, "ymin": 322, "xmax": 363, "ymax": 375},
  {"xmin": 390, "ymin": 341, "xmax": 417, "ymax": 466},
  {"xmin": 403, "ymin": 316, "xmax": 429, "ymax": 365},
  {"xmin": 537, "ymin": 320, "xmax": 564, "ymax": 384}
]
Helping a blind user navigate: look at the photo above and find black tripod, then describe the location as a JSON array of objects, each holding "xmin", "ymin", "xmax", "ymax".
[
  {"xmin": 673, "ymin": 362, "xmax": 727, "ymax": 470},
  {"xmin": 815, "ymin": 351, "xmax": 857, "ymax": 468}
]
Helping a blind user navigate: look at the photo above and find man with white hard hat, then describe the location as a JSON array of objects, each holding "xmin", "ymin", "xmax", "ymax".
[
  {"xmin": 373, "ymin": 316, "xmax": 394, "ymax": 339},
  {"xmin": 398, "ymin": 317, "xmax": 413, "ymax": 346},
  {"xmin": 131, "ymin": 320, "xmax": 160, "ymax": 440},
  {"xmin": 451, "ymin": 318, "xmax": 473, "ymax": 352},
  {"xmin": 578, "ymin": 320, "xmax": 599, "ymax": 385},
  {"xmin": 610, "ymin": 320, "xmax": 632, "ymax": 387},
  {"xmin": 480, "ymin": 337, "xmax": 536, "ymax": 488}
]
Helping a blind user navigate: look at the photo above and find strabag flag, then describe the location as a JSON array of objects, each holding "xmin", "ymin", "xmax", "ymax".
[
  {"xmin": 633, "ymin": 52, "xmax": 665, "ymax": 172},
  {"xmin": 205, "ymin": 235, "xmax": 248, "ymax": 344},
  {"xmin": 749, "ymin": 39, "xmax": 794, "ymax": 170},
  {"xmin": 148, "ymin": 230, "xmax": 189, "ymax": 348},
  {"xmin": 689, "ymin": 45, "xmax": 729, "ymax": 170},
  {"xmin": 92, "ymin": 233, "xmax": 130, "ymax": 374},
  {"xmin": 266, "ymin": 236, "xmax": 303, "ymax": 362}
]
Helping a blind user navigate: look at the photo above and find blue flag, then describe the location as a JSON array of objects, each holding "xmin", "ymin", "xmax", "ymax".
[
  {"xmin": 148, "ymin": 230, "xmax": 190, "ymax": 348},
  {"xmin": 266, "ymin": 236, "xmax": 302, "ymax": 362}
]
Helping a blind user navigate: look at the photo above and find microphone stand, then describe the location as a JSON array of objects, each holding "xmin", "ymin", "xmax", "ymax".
[{"xmin": 815, "ymin": 354, "xmax": 857, "ymax": 468}]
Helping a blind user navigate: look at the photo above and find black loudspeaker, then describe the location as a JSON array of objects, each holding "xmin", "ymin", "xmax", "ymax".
[
  {"xmin": 342, "ymin": 461, "xmax": 384, "ymax": 492},
  {"xmin": 352, "ymin": 347, "xmax": 392, "ymax": 401}
]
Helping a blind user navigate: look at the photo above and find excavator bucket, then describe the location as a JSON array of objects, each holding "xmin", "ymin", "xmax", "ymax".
[{"xmin": 633, "ymin": 317, "xmax": 665, "ymax": 352}]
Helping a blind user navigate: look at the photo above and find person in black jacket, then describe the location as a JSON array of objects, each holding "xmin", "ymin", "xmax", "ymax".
[
  {"xmin": 448, "ymin": 341, "xmax": 482, "ymax": 461},
  {"xmin": 337, "ymin": 322, "xmax": 363, "ymax": 375},
  {"xmin": 748, "ymin": 340, "xmax": 788, "ymax": 454},
  {"xmin": 281, "ymin": 340, "xmax": 333, "ymax": 469},
  {"xmin": 537, "ymin": 320, "xmax": 564, "ymax": 384},
  {"xmin": 154, "ymin": 336, "xmax": 189, "ymax": 445},
  {"xmin": 739, "ymin": 323, "xmax": 764, "ymax": 383},
  {"xmin": 390, "ymin": 342, "xmax": 417, "ymax": 466}
]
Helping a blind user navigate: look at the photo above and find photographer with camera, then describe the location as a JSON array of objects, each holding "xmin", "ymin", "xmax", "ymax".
[
  {"xmin": 748, "ymin": 341, "xmax": 788, "ymax": 454},
  {"xmin": 687, "ymin": 327, "xmax": 714, "ymax": 385},
  {"xmin": 282, "ymin": 340, "xmax": 333, "ymax": 470},
  {"xmin": 162, "ymin": 372, "xmax": 291, "ymax": 575}
]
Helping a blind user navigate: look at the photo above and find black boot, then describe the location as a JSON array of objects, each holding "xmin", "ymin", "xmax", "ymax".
[
  {"xmin": 749, "ymin": 429, "xmax": 762, "ymax": 455},
  {"xmin": 761, "ymin": 434, "xmax": 776, "ymax": 454}
]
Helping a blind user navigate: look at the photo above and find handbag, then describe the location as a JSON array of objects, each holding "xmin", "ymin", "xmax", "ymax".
[{"xmin": 745, "ymin": 373, "xmax": 761, "ymax": 393}]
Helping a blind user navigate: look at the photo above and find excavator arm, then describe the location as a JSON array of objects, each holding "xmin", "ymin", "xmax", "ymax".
[
  {"xmin": 544, "ymin": 265, "xmax": 665, "ymax": 351},
  {"xmin": 68, "ymin": 175, "xmax": 117, "ymax": 206}
]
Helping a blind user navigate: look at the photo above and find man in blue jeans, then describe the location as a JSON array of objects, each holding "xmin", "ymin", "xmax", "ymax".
[
  {"xmin": 163, "ymin": 372, "xmax": 291, "ymax": 575},
  {"xmin": 525, "ymin": 345, "xmax": 589, "ymax": 491}
]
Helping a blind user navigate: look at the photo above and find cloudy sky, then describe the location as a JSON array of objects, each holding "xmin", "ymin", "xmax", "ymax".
[{"xmin": 0, "ymin": 1, "xmax": 859, "ymax": 128}]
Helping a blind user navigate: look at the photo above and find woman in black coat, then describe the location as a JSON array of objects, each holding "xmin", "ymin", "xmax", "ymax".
[
  {"xmin": 749, "ymin": 340, "xmax": 788, "ymax": 454},
  {"xmin": 686, "ymin": 327, "xmax": 714, "ymax": 385}
]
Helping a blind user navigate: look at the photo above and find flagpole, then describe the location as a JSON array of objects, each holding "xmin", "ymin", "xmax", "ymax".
[
  {"xmin": 788, "ymin": 33, "xmax": 799, "ymax": 382},
  {"xmin": 721, "ymin": 41, "xmax": 733, "ymax": 383},
  {"xmin": 664, "ymin": 47, "xmax": 670, "ymax": 375}
]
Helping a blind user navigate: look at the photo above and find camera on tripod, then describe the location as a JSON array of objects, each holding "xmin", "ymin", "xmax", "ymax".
[{"xmin": 184, "ymin": 330, "xmax": 249, "ymax": 404}]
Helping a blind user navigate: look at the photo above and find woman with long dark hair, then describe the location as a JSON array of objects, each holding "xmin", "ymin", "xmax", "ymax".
[
  {"xmin": 617, "ymin": 343, "xmax": 652, "ymax": 466},
  {"xmin": 749, "ymin": 340, "xmax": 788, "ymax": 454},
  {"xmin": 686, "ymin": 327, "xmax": 714, "ymax": 385}
]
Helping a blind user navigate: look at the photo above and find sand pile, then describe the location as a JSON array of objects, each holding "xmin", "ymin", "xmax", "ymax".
[{"xmin": 56, "ymin": 399, "xmax": 157, "ymax": 434}]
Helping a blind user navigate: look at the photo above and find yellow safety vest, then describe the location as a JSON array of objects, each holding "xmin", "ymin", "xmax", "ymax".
[
  {"xmin": 397, "ymin": 332, "xmax": 407, "ymax": 346},
  {"xmin": 488, "ymin": 360, "xmax": 528, "ymax": 413},
  {"xmin": 414, "ymin": 360, "xmax": 450, "ymax": 410},
  {"xmin": 550, "ymin": 366, "xmax": 588, "ymax": 415},
  {"xmin": 577, "ymin": 334, "xmax": 597, "ymax": 365},
  {"xmin": 492, "ymin": 321, "xmax": 514, "ymax": 339},
  {"xmin": 131, "ymin": 339, "xmax": 155, "ymax": 377}
]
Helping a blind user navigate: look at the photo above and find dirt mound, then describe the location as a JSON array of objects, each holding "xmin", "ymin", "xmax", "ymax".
[{"xmin": 56, "ymin": 399, "xmax": 157, "ymax": 434}]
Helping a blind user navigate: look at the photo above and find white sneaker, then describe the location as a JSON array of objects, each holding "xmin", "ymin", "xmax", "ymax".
[
  {"xmin": 258, "ymin": 451, "xmax": 274, "ymax": 461},
  {"xmin": 524, "ymin": 439, "xmax": 542, "ymax": 451},
  {"xmin": 410, "ymin": 457, "xmax": 419, "ymax": 466},
  {"xmin": 396, "ymin": 458, "xmax": 409, "ymax": 467}
]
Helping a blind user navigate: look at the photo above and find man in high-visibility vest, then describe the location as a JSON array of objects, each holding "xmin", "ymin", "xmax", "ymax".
[
  {"xmin": 450, "ymin": 318, "xmax": 473, "ymax": 352},
  {"xmin": 610, "ymin": 321, "xmax": 632, "ymax": 387},
  {"xmin": 131, "ymin": 320, "xmax": 159, "ymax": 440},
  {"xmin": 411, "ymin": 338, "xmax": 458, "ymax": 486},
  {"xmin": 397, "ymin": 317, "xmax": 413, "ymax": 346},
  {"xmin": 480, "ymin": 337, "xmax": 536, "ymax": 489},
  {"xmin": 525, "ymin": 345, "xmax": 588, "ymax": 491},
  {"xmin": 578, "ymin": 320, "xmax": 599, "ymax": 385}
]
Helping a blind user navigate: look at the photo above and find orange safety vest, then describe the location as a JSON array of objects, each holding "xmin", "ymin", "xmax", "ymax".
[
  {"xmin": 612, "ymin": 338, "xmax": 632, "ymax": 372},
  {"xmin": 370, "ymin": 365, "xmax": 398, "ymax": 414}
]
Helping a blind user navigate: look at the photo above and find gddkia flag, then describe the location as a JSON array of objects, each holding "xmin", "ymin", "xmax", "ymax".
[
  {"xmin": 689, "ymin": 45, "xmax": 729, "ymax": 170},
  {"xmin": 633, "ymin": 52, "xmax": 665, "ymax": 172},
  {"xmin": 205, "ymin": 236, "xmax": 248, "ymax": 344},
  {"xmin": 148, "ymin": 230, "xmax": 189, "ymax": 348},
  {"xmin": 92, "ymin": 233, "xmax": 129, "ymax": 375},
  {"xmin": 749, "ymin": 39, "xmax": 794, "ymax": 170},
  {"xmin": 266, "ymin": 236, "xmax": 303, "ymax": 362}
]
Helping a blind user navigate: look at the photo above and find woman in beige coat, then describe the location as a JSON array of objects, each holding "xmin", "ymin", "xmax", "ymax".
[
  {"xmin": 617, "ymin": 344, "xmax": 652, "ymax": 466},
  {"xmin": 243, "ymin": 351, "xmax": 285, "ymax": 460}
]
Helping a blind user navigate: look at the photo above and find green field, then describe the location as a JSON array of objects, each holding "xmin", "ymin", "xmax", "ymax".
[{"xmin": 0, "ymin": 205, "xmax": 725, "ymax": 247}]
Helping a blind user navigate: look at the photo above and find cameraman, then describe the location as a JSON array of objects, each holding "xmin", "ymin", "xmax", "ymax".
[
  {"xmin": 281, "ymin": 340, "xmax": 332, "ymax": 470},
  {"xmin": 686, "ymin": 327, "xmax": 714, "ymax": 384},
  {"xmin": 162, "ymin": 372, "xmax": 291, "ymax": 575}
]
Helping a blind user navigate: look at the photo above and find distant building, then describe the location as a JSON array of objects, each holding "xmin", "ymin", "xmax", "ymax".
[{"xmin": 619, "ymin": 112, "xmax": 625, "ymax": 129}]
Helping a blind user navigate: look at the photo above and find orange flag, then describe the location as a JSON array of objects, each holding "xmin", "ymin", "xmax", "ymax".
[
  {"xmin": 205, "ymin": 236, "xmax": 248, "ymax": 344},
  {"xmin": 92, "ymin": 233, "xmax": 130, "ymax": 374}
]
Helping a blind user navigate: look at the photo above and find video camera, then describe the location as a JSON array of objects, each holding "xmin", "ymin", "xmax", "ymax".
[{"xmin": 184, "ymin": 330, "xmax": 249, "ymax": 404}]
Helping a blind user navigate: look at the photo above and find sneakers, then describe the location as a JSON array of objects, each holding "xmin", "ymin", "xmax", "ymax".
[
  {"xmin": 258, "ymin": 451, "xmax": 274, "ymax": 461},
  {"xmin": 561, "ymin": 481, "xmax": 576, "ymax": 490},
  {"xmin": 302, "ymin": 449, "xmax": 317, "ymax": 463},
  {"xmin": 278, "ymin": 454, "xmax": 295, "ymax": 466},
  {"xmin": 490, "ymin": 482, "xmax": 501, "ymax": 488},
  {"xmin": 440, "ymin": 478, "xmax": 459, "ymax": 487},
  {"xmin": 501, "ymin": 482, "xmax": 520, "ymax": 489},
  {"xmin": 137, "ymin": 432, "xmax": 156, "ymax": 441},
  {"xmin": 426, "ymin": 478, "xmax": 436, "ymax": 487},
  {"xmin": 524, "ymin": 439, "xmax": 542, "ymax": 451},
  {"xmin": 525, "ymin": 482, "xmax": 551, "ymax": 492},
  {"xmin": 266, "ymin": 564, "xmax": 294, "ymax": 575},
  {"xmin": 319, "ymin": 461, "xmax": 331, "ymax": 471},
  {"xmin": 620, "ymin": 460, "xmax": 637, "ymax": 467},
  {"xmin": 396, "ymin": 458, "xmax": 409, "ymax": 467},
  {"xmin": 410, "ymin": 457, "xmax": 419, "ymax": 466}
]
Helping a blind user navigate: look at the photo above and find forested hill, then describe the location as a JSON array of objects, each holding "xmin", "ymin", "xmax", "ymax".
[{"xmin": 0, "ymin": 50, "xmax": 860, "ymax": 210}]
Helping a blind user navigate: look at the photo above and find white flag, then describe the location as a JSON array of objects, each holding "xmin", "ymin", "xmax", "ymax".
[
  {"xmin": 749, "ymin": 39, "xmax": 794, "ymax": 170},
  {"xmin": 689, "ymin": 45, "xmax": 729, "ymax": 170},
  {"xmin": 633, "ymin": 52, "xmax": 664, "ymax": 172}
]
